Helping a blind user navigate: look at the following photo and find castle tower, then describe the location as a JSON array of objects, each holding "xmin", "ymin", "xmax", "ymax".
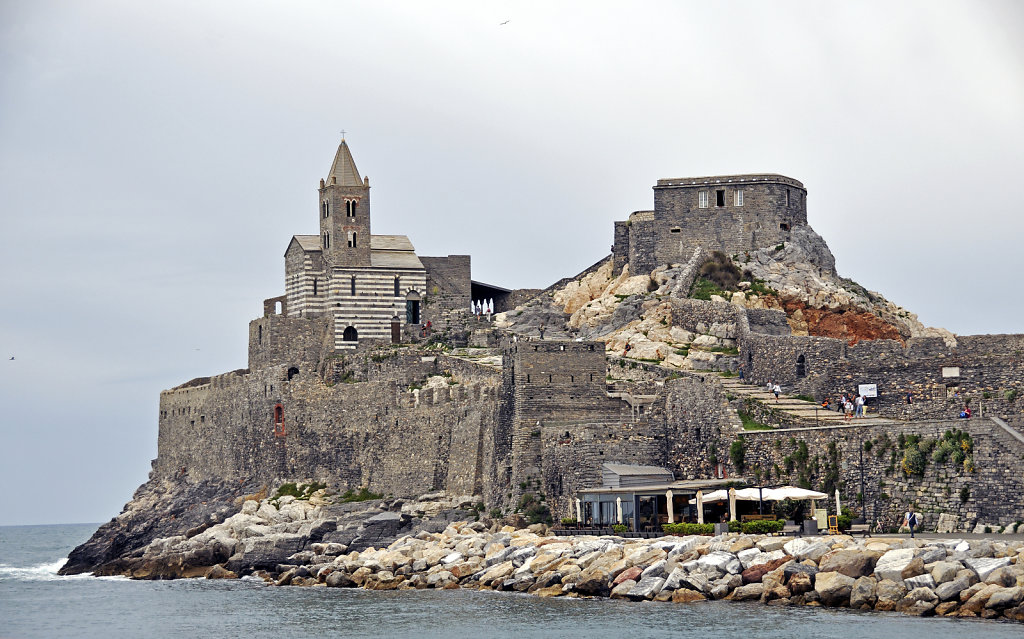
[{"xmin": 319, "ymin": 139, "xmax": 371, "ymax": 268}]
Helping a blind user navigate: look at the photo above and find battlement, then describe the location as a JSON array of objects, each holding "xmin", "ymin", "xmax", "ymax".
[{"xmin": 655, "ymin": 173, "xmax": 805, "ymax": 189}]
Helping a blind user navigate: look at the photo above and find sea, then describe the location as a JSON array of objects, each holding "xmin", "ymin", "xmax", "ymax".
[{"xmin": 1, "ymin": 523, "xmax": 1021, "ymax": 639}]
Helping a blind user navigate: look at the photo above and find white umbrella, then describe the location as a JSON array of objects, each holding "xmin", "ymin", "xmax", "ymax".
[
  {"xmin": 696, "ymin": 490, "xmax": 704, "ymax": 524},
  {"xmin": 728, "ymin": 487, "xmax": 737, "ymax": 522},
  {"xmin": 835, "ymin": 489, "xmax": 841, "ymax": 516}
]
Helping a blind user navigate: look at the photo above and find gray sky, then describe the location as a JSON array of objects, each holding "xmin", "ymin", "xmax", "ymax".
[{"xmin": 1, "ymin": 1, "xmax": 1022, "ymax": 526}]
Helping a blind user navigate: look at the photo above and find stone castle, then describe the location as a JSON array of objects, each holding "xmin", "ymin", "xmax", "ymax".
[{"xmin": 154, "ymin": 138, "xmax": 1024, "ymax": 533}]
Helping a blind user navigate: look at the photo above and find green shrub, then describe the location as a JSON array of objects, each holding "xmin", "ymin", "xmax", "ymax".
[
  {"xmin": 728, "ymin": 519, "xmax": 742, "ymax": 533},
  {"xmin": 339, "ymin": 486, "xmax": 383, "ymax": 503},
  {"xmin": 1006, "ymin": 389, "xmax": 1019, "ymax": 402},
  {"xmin": 612, "ymin": 524, "xmax": 628, "ymax": 533},
  {"xmin": 774, "ymin": 498, "xmax": 806, "ymax": 523},
  {"xmin": 662, "ymin": 522, "xmax": 715, "ymax": 535},
  {"xmin": 740, "ymin": 519, "xmax": 785, "ymax": 534},
  {"xmin": 729, "ymin": 438, "xmax": 746, "ymax": 470},
  {"xmin": 560, "ymin": 517, "xmax": 578, "ymax": 525},
  {"xmin": 901, "ymin": 444, "xmax": 927, "ymax": 476},
  {"xmin": 517, "ymin": 493, "xmax": 551, "ymax": 525}
]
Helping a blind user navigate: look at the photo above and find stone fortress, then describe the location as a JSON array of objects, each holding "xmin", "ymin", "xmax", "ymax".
[{"xmin": 152, "ymin": 137, "xmax": 1024, "ymax": 539}]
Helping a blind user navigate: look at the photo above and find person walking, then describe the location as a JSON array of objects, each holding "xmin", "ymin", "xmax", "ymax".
[
  {"xmin": 738, "ymin": 363, "xmax": 745, "ymax": 381},
  {"xmin": 855, "ymin": 395, "xmax": 865, "ymax": 418},
  {"xmin": 903, "ymin": 507, "xmax": 918, "ymax": 538},
  {"xmin": 772, "ymin": 383, "xmax": 781, "ymax": 403}
]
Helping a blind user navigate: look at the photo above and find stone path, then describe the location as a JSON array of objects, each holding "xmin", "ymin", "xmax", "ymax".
[{"xmin": 718, "ymin": 377, "xmax": 898, "ymax": 429}]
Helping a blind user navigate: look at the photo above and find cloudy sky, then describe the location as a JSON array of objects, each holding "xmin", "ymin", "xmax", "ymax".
[{"xmin": 1, "ymin": 1, "xmax": 1022, "ymax": 526}]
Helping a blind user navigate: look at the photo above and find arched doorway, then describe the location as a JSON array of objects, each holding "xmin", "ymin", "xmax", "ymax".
[
  {"xmin": 343, "ymin": 326, "xmax": 358, "ymax": 342},
  {"xmin": 405, "ymin": 291, "xmax": 421, "ymax": 324},
  {"xmin": 287, "ymin": 367, "xmax": 299, "ymax": 381},
  {"xmin": 796, "ymin": 354, "xmax": 806, "ymax": 378}
]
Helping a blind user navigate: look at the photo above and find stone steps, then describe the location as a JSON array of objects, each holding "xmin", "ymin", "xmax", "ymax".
[{"xmin": 717, "ymin": 376, "xmax": 898, "ymax": 428}]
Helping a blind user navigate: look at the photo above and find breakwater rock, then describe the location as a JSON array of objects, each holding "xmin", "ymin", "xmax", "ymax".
[{"xmin": 180, "ymin": 512, "xmax": 1024, "ymax": 622}]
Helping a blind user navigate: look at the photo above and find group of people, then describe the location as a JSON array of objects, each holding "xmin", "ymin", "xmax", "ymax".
[
  {"xmin": 764, "ymin": 380, "xmax": 782, "ymax": 402},
  {"xmin": 820, "ymin": 393, "xmax": 868, "ymax": 421},
  {"xmin": 472, "ymin": 301, "xmax": 492, "ymax": 321}
]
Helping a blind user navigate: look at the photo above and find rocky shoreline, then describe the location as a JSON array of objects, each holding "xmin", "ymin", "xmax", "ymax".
[{"xmin": 87, "ymin": 490, "xmax": 1024, "ymax": 623}]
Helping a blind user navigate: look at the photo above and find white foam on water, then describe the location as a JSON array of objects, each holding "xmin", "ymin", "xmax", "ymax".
[{"xmin": 0, "ymin": 559, "xmax": 128, "ymax": 582}]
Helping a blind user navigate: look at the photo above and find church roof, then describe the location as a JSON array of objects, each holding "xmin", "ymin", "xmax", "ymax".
[
  {"xmin": 327, "ymin": 139, "xmax": 363, "ymax": 187},
  {"xmin": 291, "ymin": 235, "xmax": 322, "ymax": 252},
  {"xmin": 371, "ymin": 235, "xmax": 423, "ymax": 269}
]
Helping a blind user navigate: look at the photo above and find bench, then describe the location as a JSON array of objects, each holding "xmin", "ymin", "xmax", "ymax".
[{"xmin": 849, "ymin": 523, "xmax": 871, "ymax": 538}]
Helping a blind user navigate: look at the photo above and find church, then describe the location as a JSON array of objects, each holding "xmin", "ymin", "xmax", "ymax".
[{"xmin": 275, "ymin": 138, "xmax": 506, "ymax": 350}]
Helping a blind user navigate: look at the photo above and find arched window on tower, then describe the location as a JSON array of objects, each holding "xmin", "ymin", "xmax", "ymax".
[
  {"xmin": 796, "ymin": 354, "xmax": 806, "ymax": 378},
  {"xmin": 322, "ymin": 201, "xmax": 329, "ymax": 218},
  {"xmin": 346, "ymin": 200, "xmax": 357, "ymax": 217}
]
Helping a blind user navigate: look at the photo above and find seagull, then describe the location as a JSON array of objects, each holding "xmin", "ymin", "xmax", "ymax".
[
  {"xmin": 8, "ymin": 356, "xmax": 13, "ymax": 360},
  {"xmin": 499, "ymin": 19, "xmax": 510, "ymax": 25}
]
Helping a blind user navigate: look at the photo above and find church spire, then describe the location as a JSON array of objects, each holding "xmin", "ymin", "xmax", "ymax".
[{"xmin": 327, "ymin": 138, "xmax": 363, "ymax": 187}]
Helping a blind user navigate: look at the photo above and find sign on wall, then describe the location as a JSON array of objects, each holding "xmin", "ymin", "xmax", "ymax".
[
  {"xmin": 858, "ymin": 384, "xmax": 878, "ymax": 398},
  {"xmin": 942, "ymin": 367, "xmax": 961, "ymax": 378}
]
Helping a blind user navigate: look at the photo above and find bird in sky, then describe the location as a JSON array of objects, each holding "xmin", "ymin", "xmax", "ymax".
[
  {"xmin": 499, "ymin": 20, "xmax": 510, "ymax": 25},
  {"xmin": 9, "ymin": 356, "xmax": 14, "ymax": 360}
]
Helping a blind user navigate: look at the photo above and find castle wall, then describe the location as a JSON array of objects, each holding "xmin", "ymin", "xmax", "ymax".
[
  {"xmin": 421, "ymin": 255, "xmax": 471, "ymax": 331},
  {"xmin": 705, "ymin": 419, "xmax": 1024, "ymax": 531},
  {"xmin": 155, "ymin": 365, "xmax": 505, "ymax": 502},
  {"xmin": 248, "ymin": 315, "xmax": 331, "ymax": 372},
  {"xmin": 742, "ymin": 331, "xmax": 1024, "ymax": 420}
]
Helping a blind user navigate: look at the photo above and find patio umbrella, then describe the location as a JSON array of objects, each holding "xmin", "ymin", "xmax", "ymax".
[
  {"xmin": 728, "ymin": 487, "xmax": 737, "ymax": 522},
  {"xmin": 696, "ymin": 490, "xmax": 704, "ymax": 524},
  {"xmin": 836, "ymin": 489, "xmax": 841, "ymax": 516}
]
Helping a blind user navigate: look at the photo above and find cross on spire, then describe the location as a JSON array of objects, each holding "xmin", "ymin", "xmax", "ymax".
[{"xmin": 341, "ymin": 129, "xmax": 346, "ymax": 140}]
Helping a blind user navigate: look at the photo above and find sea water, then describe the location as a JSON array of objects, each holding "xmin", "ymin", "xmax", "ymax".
[{"xmin": 1, "ymin": 524, "xmax": 1020, "ymax": 639}]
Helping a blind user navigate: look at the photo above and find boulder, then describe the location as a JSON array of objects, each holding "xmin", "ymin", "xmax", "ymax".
[
  {"xmin": 626, "ymin": 576, "xmax": 666, "ymax": 600},
  {"xmin": 818, "ymin": 550, "xmax": 877, "ymax": 579},
  {"xmin": 935, "ymin": 576, "xmax": 972, "ymax": 601},
  {"xmin": 575, "ymin": 567, "xmax": 612, "ymax": 596},
  {"xmin": 960, "ymin": 584, "xmax": 1003, "ymax": 614},
  {"xmin": 874, "ymin": 579, "xmax": 908, "ymax": 611},
  {"xmin": 896, "ymin": 587, "xmax": 938, "ymax": 616},
  {"xmin": 929, "ymin": 561, "xmax": 961, "ymax": 584},
  {"xmin": 919, "ymin": 546, "xmax": 946, "ymax": 564},
  {"xmin": 935, "ymin": 513, "xmax": 958, "ymax": 534},
  {"xmin": 613, "ymin": 566, "xmax": 643, "ymax": 585},
  {"xmin": 849, "ymin": 576, "xmax": 877, "ymax": 609},
  {"xmin": 695, "ymin": 551, "xmax": 741, "ymax": 577},
  {"xmin": 204, "ymin": 564, "xmax": 237, "ymax": 579},
  {"xmin": 730, "ymin": 583, "xmax": 764, "ymax": 601},
  {"xmin": 934, "ymin": 600, "xmax": 959, "ymax": 616},
  {"xmin": 965, "ymin": 557, "xmax": 1010, "ymax": 581},
  {"xmin": 679, "ymin": 572, "xmax": 711, "ymax": 594},
  {"xmin": 662, "ymin": 566, "xmax": 686, "ymax": 591},
  {"xmin": 985, "ymin": 586, "xmax": 1024, "ymax": 610},
  {"xmin": 904, "ymin": 574, "xmax": 936, "ymax": 590},
  {"xmin": 814, "ymin": 571, "xmax": 855, "ymax": 607},
  {"xmin": 672, "ymin": 588, "xmax": 708, "ymax": 603},
  {"xmin": 873, "ymin": 549, "xmax": 916, "ymax": 582},
  {"xmin": 640, "ymin": 559, "xmax": 669, "ymax": 580},
  {"xmin": 984, "ymin": 566, "xmax": 1018, "ymax": 587},
  {"xmin": 610, "ymin": 580, "xmax": 636, "ymax": 599},
  {"xmin": 325, "ymin": 571, "xmax": 357, "ymax": 588},
  {"xmin": 788, "ymin": 572, "xmax": 814, "ymax": 595}
]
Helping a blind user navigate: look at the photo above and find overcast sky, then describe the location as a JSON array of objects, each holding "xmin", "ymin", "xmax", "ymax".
[{"xmin": 1, "ymin": 1, "xmax": 1022, "ymax": 526}]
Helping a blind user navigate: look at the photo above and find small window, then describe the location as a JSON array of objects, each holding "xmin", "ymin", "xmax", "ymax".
[
  {"xmin": 322, "ymin": 201, "xmax": 329, "ymax": 218},
  {"xmin": 786, "ymin": 189, "xmax": 790, "ymax": 206},
  {"xmin": 780, "ymin": 223, "xmax": 790, "ymax": 231},
  {"xmin": 394, "ymin": 276, "xmax": 401, "ymax": 297},
  {"xmin": 273, "ymin": 404, "xmax": 285, "ymax": 437},
  {"xmin": 734, "ymin": 190, "xmax": 744, "ymax": 206},
  {"xmin": 796, "ymin": 354, "xmax": 806, "ymax": 378},
  {"xmin": 350, "ymin": 275, "xmax": 356, "ymax": 296},
  {"xmin": 287, "ymin": 367, "xmax": 299, "ymax": 381},
  {"xmin": 258, "ymin": 325, "xmax": 262, "ymax": 344},
  {"xmin": 348, "ymin": 231, "xmax": 357, "ymax": 248},
  {"xmin": 313, "ymin": 278, "xmax": 318, "ymax": 296},
  {"xmin": 698, "ymin": 190, "xmax": 709, "ymax": 208},
  {"xmin": 669, "ymin": 227, "xmax": 681, "ymax": 233},
  {"xmin": 346, "ymin": 200, "xmax": 357, "ymax": 217},
  {"xmin": 343, "ymin": 326, "xmax": 358, "ymax": 342},
  {"xmin": 716, "ymin": 190, "xmax": 725, "ymax": 207}
]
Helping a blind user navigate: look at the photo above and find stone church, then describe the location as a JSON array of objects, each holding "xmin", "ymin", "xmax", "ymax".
[{"xmin": 278, "ymin": 138, "xmax": 478, "ymax": 350}]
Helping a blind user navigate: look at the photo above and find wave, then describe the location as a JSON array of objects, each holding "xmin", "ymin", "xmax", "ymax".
[{"xmin": 0, "ymin": 559, "xmax": 128, "ymax": 582}]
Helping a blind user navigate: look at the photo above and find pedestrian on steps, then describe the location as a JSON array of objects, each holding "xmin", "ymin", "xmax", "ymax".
[{"xmin": 772, "ymin": 383, "xmax": 781, "ymax": 402}]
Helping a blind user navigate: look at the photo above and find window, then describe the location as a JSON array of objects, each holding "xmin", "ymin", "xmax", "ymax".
[
  {"xmin": 313, "ymin": 278, "xmax": 318, "ymax": 296},
  {"xmin": 348, "ymin": 231, "xmax": 357, "ymax": 248},
  {"xmin": 258, "ymin": 325, "xmax": 262, "ymax": 344},
  {"xmin": 670, "ymin": 227, "xmax": 681, "ymax": 234},
  {"xmin": 780, "ymin": 223, "xmax": 790, "ymax": 231},
  {"xmin": 350, "ymin": 275, "xmax": 356, "ymax": 296},
  {"xmin": 786, "ymin": 189, "xmax": 790, "ymax": 206},
  {"xmin": 343, "ymin": 326, "xmax": 358, "ymax": 342},
  {"xmin": 734, "ymin": 190, "xmax": 744, "ymax": 206},
  {"xmin": 796, "ymin": 354, "xmax": 806, "ymax": 378},
  {"xmin": 698, "ymin": 190, "xmax": 709, "ymax": 208},
  {"xmin": 394, "ymin": 276, "xmax": 401, "ymax": 297},
  {"xmin": 346, "ymin": 200, "xmax": 357, "ymax": 217},
  {"xmin": 273, "ymin": 404, "xmax": 285, "ymax": 437},
  {"xmin": 323, "ymin": 232, "xmax": 330, "ymax": 249},
  {"xmin": 322, "ymin": 201, "xmax": 329, "ymax": 218},
  {"xmin": 287, "ymin": 366, "xmax": 299, "ymax": 381},
  {"xmin": 716, "ymin": 190, "xmax": 725, "ymax": 207}
]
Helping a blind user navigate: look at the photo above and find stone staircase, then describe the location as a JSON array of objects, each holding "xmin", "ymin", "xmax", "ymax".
[{"xmin": 718, "ymin": 377, "xmax": 898, "ymax": 429}]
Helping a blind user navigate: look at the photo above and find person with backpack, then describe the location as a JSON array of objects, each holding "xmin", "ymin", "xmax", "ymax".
[{"xmin": 903, "ymin": 507, "xmax": 918, "ymax": 538}]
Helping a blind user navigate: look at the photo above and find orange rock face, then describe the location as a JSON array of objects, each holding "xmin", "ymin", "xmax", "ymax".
[{"xmin": 780, "ymin": 299, "xmax": 903, "ymax": 345}]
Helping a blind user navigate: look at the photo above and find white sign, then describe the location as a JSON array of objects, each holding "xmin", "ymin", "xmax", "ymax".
[
  {"xmin": 858, "ymin": 384, "xmax": 878, "ymax": 398},
  {"xmin": 942, "ymin": 367, "xmax": 960, "ymax": 378}
]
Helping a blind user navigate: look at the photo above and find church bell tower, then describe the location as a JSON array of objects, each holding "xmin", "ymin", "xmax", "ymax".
[{"xmin": 319, "ymin": 139, "xmax": 371, "ymax": 268}]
